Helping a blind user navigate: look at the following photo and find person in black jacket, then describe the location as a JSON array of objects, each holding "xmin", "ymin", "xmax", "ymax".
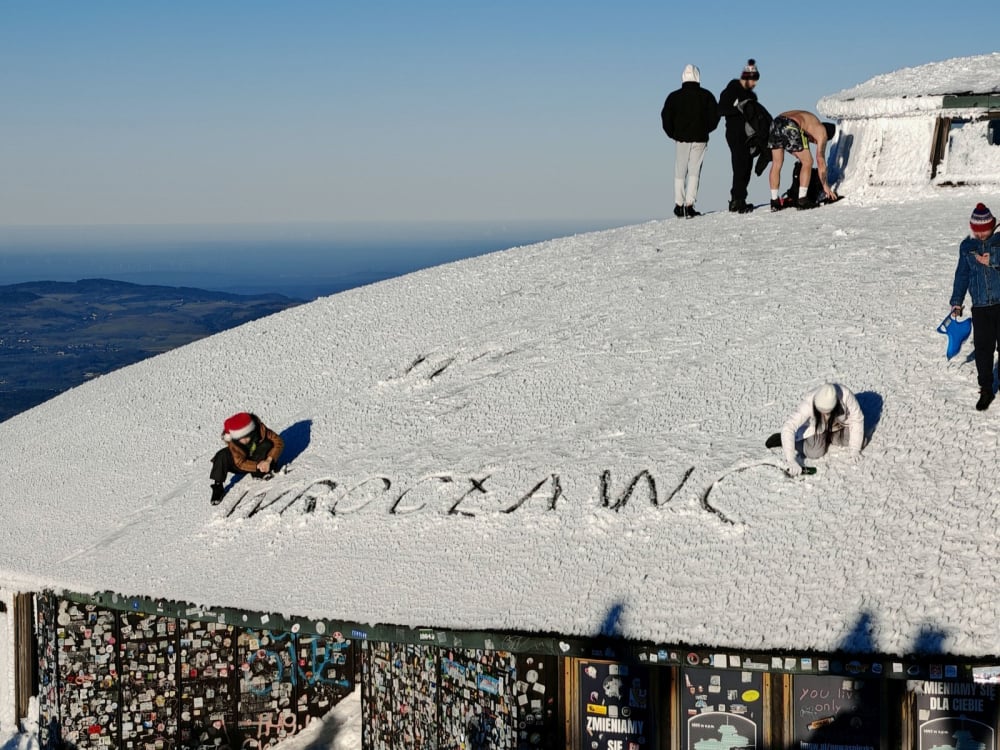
[
  {"xmin": 660, "ymin": 64, "xmax": 720, "ymax": 218},
  {"xmin": 718, "ymin": 59, "xmax": 761, "ymax": 213}
]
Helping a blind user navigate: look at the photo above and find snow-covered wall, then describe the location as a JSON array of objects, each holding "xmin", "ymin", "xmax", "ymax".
[
  {"xmin": 818, "ymin": 53, "xmax": 1000, "ymax": 196},
  {"xmin": 827, "ymin": 116, "xmax": 936, "ymax": 195}
]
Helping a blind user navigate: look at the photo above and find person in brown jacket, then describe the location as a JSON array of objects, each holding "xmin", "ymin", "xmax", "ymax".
[{"xmin": 210, "ymin": 412, "xmax": 284, "ymax": 504}]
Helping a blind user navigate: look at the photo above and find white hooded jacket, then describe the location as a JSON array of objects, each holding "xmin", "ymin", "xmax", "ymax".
[{"xmin": 780, "ymin": 383, "xmax": 864, "ymax": 467}]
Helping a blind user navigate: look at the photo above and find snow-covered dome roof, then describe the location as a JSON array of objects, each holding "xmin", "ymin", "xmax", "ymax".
[
  {"xmin": 4, "ymin": 192, "xmax": 1000, "ymax": 658},
  {"xmin": 819, "ymin": 52, "xmax": 1000, "ymax": 119}
]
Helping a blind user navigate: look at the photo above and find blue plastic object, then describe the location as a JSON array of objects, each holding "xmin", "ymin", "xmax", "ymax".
[{"xmin": 937, "ymin": 314, "xmax": 973, "ymax": 359}]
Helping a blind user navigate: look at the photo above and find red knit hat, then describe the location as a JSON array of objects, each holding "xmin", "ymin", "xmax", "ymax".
[
  {"xmin": 223, "ymin": 412, "xmax": 255, "ymax": 441},
  {"xmin": 970, "ymin": 203, "xmax": 996, "ymax": 233}
]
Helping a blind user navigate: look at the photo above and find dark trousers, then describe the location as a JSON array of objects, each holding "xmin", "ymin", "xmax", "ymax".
[
  {"xmin": 210, "ymin": 439, "xmax": 275, "ymax": 484},
  {"xmin": 726, "ymin": 130, "xmax": 753, "ymax": 203},
  {"xmin": 972, "ymin": 304, "xmax": 1000, "ymax": 391}
]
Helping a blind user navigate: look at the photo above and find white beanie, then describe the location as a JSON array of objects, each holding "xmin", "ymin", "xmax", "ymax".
[
  {"xmin": 682, "ymin": 64, "xmax": 700, "ymax": 84},
  {"xmin": 813, "ymin": 384, "xmax": 838, "ymax": 412}
]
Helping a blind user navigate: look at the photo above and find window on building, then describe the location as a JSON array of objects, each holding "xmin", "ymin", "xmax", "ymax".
[{"xmin": 988, "ymin": 118, "xmax": 1000, "ymax": 146}]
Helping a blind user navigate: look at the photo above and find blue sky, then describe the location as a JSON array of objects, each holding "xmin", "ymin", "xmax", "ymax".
[{"xmin": 1, "ymin": 2, "xmax": 997, "ymax": 226}]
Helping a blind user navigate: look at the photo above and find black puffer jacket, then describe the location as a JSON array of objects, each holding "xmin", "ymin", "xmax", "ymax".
[
  {"xmin": 660, "ymin": 82, "xmax": 720, "ymax": 143},
  {"xmin": 718, "ymin": 78, "xmax": 757, "ymax": 137}
]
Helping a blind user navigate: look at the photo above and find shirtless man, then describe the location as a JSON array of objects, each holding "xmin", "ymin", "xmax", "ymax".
[{"xmin": 767, "ymin": 109, "xmax": 839, "ymax": 210}]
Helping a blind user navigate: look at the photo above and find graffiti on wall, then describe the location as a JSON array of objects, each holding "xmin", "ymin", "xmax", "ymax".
[
  {"xmin": 35, "ymin": 598, "xmax": 354, "ymax": 750},
  {"xmin": 238, "ymin": 628, "xmax": 353, "ymax": 748}
]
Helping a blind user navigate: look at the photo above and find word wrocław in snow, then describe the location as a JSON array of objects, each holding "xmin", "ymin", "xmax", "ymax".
[{"xmin": 224, "ymin": 467, "xmax": 710, "ymax": 521}]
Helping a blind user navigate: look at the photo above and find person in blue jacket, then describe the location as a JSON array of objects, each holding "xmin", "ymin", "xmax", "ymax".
[{"xmin": 950, "ymin": 202, "xmax": 1000, "ymax": 410}]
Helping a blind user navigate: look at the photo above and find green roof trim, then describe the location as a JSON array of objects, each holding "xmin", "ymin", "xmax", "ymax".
[{"xmin": 943, "ymin": 94, "xmax": 1000, "ymax": 109}]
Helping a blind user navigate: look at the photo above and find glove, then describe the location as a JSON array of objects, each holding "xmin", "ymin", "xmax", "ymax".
[
  {"xmin": 787, "ymin": 463, "xmax": 803, "ymax": 477},
  {"xmin": 952, "ymin": 305, "xmax": 964, "ymax": 318}
]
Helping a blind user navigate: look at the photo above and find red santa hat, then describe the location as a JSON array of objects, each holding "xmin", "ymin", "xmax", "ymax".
[{"xmin": 223, "ymin": 412, "xmax": 255, "ymax": 441}]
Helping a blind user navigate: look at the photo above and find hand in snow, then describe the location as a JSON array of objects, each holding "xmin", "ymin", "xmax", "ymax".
[{"xmin": 787, "ymin": 463, "xmax": 803, "ymax": 477}]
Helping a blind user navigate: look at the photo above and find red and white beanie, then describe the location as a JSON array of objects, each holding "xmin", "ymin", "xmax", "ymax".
[
  {"xmin": 970, "ymin": 202, "xmax": 996, "ymax": 233},
  {"xmin": 223, "ymin": 412, "xmax": 256, "ymax": 442}
]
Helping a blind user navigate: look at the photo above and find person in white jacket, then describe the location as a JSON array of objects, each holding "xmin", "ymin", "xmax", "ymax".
[{"xmin": 767, "ymin": 383, "xmax": 865, "ymax": 476}]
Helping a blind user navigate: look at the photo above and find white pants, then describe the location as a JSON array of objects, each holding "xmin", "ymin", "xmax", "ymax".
[{"xmin": 674, "ymin": 141, "xmax": 707, "ymax": 206}]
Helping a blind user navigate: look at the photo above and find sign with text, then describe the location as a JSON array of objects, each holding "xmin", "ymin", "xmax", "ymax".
[
  {"xmin": 791, "ymin": 674, "xmax": 881, "ymax": 750},
  {"xmin": 913, "ymin": 681, "xmax": 998, "ymax": 750},
  {"xmin": 579, "ymin": 659, "xmax": 653, "ymax": 750}
]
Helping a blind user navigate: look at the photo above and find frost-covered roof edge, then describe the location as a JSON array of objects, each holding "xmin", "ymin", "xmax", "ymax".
[{"xmin": 818, "ymin": 53, "xmax": 1000, "ymax": 119}]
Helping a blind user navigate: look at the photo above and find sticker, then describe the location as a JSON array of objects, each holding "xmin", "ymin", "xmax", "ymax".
[{"xmin": 741, "ymin": 689, "xmax": 760, "ymax": 702}]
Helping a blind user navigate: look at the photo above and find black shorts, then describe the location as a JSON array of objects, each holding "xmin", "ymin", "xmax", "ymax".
[{"xmin": 768, "ymin": 116, "xmax": 806, "ymax": 153}]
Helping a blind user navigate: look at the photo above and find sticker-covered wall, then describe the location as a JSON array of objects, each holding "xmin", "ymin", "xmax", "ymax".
[
  {"xmin": 23, "ymin": 590, "xmax": 1000, "ymax": 750},
  {"xmin": 35, "ymin": 594, "xmax": 355, "ymax": 749},
  {"xmin": 361, "ymin": 642, "xmax": 559, "ymax": 749}
]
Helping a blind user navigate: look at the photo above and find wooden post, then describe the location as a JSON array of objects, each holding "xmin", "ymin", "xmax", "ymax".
[{"xmin": 13, "ymin": 593, "xmax": 37, "ymax": 725}]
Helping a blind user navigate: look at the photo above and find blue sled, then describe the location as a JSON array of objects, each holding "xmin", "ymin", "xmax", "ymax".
[{"xmin": 937, "ymin": 314, "xmax": 972, "ymax": 359}]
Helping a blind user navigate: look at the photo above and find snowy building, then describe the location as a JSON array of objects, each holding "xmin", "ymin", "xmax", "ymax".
[
  {"xmin": 6, "ymin": 190, "xmax": 1000, "ymax": 748},
  {"xmin": 818, "ymin": 53, "xmax": 1000, "ymax": 196}
]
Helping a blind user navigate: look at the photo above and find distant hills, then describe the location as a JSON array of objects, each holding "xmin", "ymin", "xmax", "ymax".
[{"xmin": 0, "ymin": 278, "xmax": 301, "ymax": 422}]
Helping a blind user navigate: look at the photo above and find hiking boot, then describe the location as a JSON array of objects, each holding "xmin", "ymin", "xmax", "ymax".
[
  {"xmin": 977, "ymin": 390, "xmax": 994, "ymax": 411},
  {"xmin": 684, "ymin": 205, "xmax": 701, "ymax": 218},
  {"xmin": 210, "ymin": 483, "xmax": 226, "ymax": 505},
  {"xmin": 674, "ymin": 204, "xmax": 685, "ymax": 218},
  {"xmin": 728, "ymin": 200, "xmax": 744, "ymax": 213},
  {"xmin": 770, "ymin": 198, "xmax": 785, "ymax": 212},
  {"xmin": 796, "ymin": 197, "xmax": 818, "ymax": 210}
]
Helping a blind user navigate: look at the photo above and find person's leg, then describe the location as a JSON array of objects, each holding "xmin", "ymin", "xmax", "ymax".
[
  {"xmin": 726, "ymin": 132, "xmax": 748, "ymax": 206},
  {"xmin": 674, "ymin": 142, "xmax": 691, "ymax": 211},
  {"xmin": 210, "ymin": 448, "xmax": 236, "ymax": 485},
  {"xmin": 210, "ymin": 448, "xmax": 237, "ymax": 503},
  {"xmin": 972, "ymin": 305, "xmax": 999, "ymax": 395},
  {"xmin": 684, "ymin": 141, "xmax": 707, "ymax": 208},
  {"xmin": 734, "ymin": 144, "xmax": 753, "ymax": 206},
  {"xmin": 829, "ymin": 426, "xmax": 850, "ymax": 447},
  {"xmin": 768, "ymin": 149, "xmax": 784, "ymax": 192},
  {"xmin": 800, "ymin": 432, "xmax": 830, "ymax": 459},
  {"xmin": 796, "ymin": 150, "xmax": 814, "ymax": 191}
]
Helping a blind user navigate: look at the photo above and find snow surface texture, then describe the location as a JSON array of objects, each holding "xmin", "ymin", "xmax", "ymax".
[{"xmin": 2, "ymin": 187, "xmax": 1000, "ymax": 663}]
